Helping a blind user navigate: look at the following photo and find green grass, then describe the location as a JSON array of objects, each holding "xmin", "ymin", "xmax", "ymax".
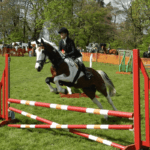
[{"xmin": 0, "ymin": 55, "xmax": 148, "ymax": 150}]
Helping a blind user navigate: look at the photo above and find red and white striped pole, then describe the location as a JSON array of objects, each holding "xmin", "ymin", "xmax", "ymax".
[
  {"xmin": 8, "ymin": 98, "xmax": 134, "ymax": 119},
  {"xmin": 8, "ymin": 124, "xmax": 133, "ymax": 130},
  {"xmin": 70, "ymin": 130, "xmax": 126, "ymax": 150},
  {"xmin": 8, "ymin": 107, "xmax": 126, "ymax": 149},
  {"xmin": 9, "ymin": 107, "xmax": 54, "ymax": 125}
]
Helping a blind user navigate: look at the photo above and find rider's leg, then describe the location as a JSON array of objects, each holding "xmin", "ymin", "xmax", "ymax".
[
  {"xmin": 74, "ymin": 58, "xmax": 93, "ymax": 80},
  {"xmin": 81, "ymin": 63, "xmax": 93, "ymax": 80}
]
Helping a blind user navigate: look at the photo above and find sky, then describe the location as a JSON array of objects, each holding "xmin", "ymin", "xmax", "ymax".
[
  {"xmin": 103, "ymin": 0, "xmax": 127, "ymax": 23},
  {"xmin": 104, "ymin": 0, "xmax": 111, "ymax": 5}
]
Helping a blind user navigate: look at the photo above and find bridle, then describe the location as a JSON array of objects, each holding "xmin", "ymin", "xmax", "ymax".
[
  {"xmin": 36, "ymin": 41, "xmax": 65, "ymax": 69},
  {"xmin": 36, "ymin": 44, "xmax": 50, "ymax": 67}
]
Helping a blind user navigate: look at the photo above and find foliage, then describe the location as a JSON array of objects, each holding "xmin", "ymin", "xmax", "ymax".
[
  {"xmin": 0, "ymin": 0, "xmax": 20, "ymax": 43},
  {"xmin": 137, "ymin": 34, "xmax": 150, "ymax": 52},
  {"xmin": 0, "ymin": 0, "xmax": 46, "ymax": 43},
  {"xmin": 43, "ymin": 0, "xmax": 114, "ymax": 48},
  {"xmin": 7, "ymin": 29, "xmax": 23, "ymax": 43},
  {"xmin": 132, "ymin": 0, "xmax": 150, "ymax": 32},
  {"xmin": 74, "ymin": 1, "xmax": 114, "ymax": 47},
  {"xmin": 0, "ymin": 0, "xmax": 150, "ymax": 50},
  {"xmin": 29, "ymin": 0, "xmax": 46, "ymax": 40}
]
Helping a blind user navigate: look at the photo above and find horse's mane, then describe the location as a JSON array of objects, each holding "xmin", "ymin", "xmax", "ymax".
[
  {"xmin": 39, "ymin": 38, "xmax": 64, "ymax": 58},
  {"xmin": 38, "ymin": 38, "xmax": 58, "ymax": 51},
  {"xmin": 31, "ymin": 38, "xmax": 58, "ymax": 51}
]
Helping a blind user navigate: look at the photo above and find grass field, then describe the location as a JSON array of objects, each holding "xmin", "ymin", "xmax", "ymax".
[{"xmin": 0, "ymin": 55, "xmax": 148, "ymax": 150}]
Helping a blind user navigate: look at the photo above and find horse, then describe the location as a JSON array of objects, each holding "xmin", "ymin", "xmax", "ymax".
[
  {"xmin": 101, "ymin": 46, "xmax": 107, "ymax": 54},
  {"xmin": 34, "ymin": 38, "xmax": 117, "ymax": 120},
  {"xmin": 35, "ymin": 38, "xmax": 117, "ymax": 120},
  {"xmin": 108, "ymin": 49, "xmax": 118, "ymax": 55},
  {"xmin": 99, "ymin": 43, "xmax": 118, "ymax": 55},
  {"xmin": 12, "ymin": 42, "xmax": 20, "ymax": 46},
  {"xmin": 100, "ymin": 47, "xmax": 118, "ymax": 55}
]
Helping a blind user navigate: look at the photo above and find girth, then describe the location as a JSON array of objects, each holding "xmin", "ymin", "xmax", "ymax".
[{"xmin": 68, "ymin": 66, "xmax": 81, "ymax": 87}]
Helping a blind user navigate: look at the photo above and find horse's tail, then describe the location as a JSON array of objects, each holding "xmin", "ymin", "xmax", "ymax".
[{"xmin": 97, "ymin": 70, "xmax": 116, "ymax": 97}]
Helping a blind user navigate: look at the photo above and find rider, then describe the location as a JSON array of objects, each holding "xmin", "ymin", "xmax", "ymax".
[{"xmin": 58, "ymin": 27, "xmax": 93, "ymax": 80}]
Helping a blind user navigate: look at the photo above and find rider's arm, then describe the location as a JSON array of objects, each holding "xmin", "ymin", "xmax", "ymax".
[{"xmin": 66, "ymin": 40, "xmax": 76, "ymax": 56}]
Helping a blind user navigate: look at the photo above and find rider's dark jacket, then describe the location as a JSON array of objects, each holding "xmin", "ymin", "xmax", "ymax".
[{"xmin": 59, "ymin": 37, "xmax": 82, "ymax": 60}]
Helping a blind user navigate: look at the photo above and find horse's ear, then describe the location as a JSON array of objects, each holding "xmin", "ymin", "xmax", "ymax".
[
  {"xmin": 36, "ymin": 39, "xmax": 40, "ymax": 44},
  {"xmin": 41, "ymin": 38, "xmax": 44, "ymax": 45},
  {"xmin": 41, "ymin": 38, "xmax": 46, "ymax": 47}
]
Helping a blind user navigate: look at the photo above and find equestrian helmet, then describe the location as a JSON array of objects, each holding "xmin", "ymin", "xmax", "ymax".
[{"xmin": 58, "ymin": 27, "xmax": 69, "ymax": 35}]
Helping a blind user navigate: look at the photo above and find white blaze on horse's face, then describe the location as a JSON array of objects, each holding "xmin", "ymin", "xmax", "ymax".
[{"xmin": 35, "ymin": 47, "xmax": 45, "ymax": 72}]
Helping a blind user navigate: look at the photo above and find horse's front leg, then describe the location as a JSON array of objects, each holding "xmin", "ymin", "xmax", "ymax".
[
  {"xmin": 45, "ymin": 77, "xmax": 59, "ymax": 94},
  {"xmin": 66, "ymin": 86, "xmax": 72, "ymax": 95},
  {"xmin": 53, "ymin": 74, "xmax": 68, "ymax": 94}
]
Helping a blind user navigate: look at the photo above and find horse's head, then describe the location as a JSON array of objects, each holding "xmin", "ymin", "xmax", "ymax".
[
  {"xmin": 35, "ymin": 38, "xmax": 48, "ymax": 72},
  {"xmin": 35, "ymin": 38, "xmax": 64, "ymax": 72}
]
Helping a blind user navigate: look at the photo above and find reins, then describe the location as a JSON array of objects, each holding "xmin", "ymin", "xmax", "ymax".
[
  {"xmin": 44, "ymin": 60, "xmax": 51, "ymax": 64},
  {"xmin": 36, "ymin": 41, "xmax": 66, "ymax": 68}
]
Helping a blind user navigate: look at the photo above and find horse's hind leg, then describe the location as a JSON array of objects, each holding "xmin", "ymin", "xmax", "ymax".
[
  {"xmin": 95, "ymin": 81, "xmax": 117, "ymax": 111},
  {"xmin": 106, "ymin": 93, "xmax": 117, "ymax": 110},
  {"xmin": 103, "ymin": 88, "xmax": 117, "ymax": 111},
  {"xmin": 82, "ymin": 87, "xmax": 108, "ymax": 120}
]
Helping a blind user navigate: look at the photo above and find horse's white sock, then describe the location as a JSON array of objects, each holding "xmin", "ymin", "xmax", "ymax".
[
  {"xmin": 92, "ymin": 97, "xmax": 108, "ymax": 120},
  {"xmin": 67, "ymin": 87, "xmax": 72, "ymax": 95}
]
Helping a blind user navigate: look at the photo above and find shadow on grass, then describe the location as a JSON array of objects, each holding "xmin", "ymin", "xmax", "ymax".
[
  {"xmin": 115, "ymin": 93, "xmax": 121, "ymax": 96},
  {"xmin": 101, "ymin": 116, "xmax": 133, "ymax": 124},
  {"xmin": 23, "ymin": 126, "xmax": 133, "ymax": 146},
  {"xmin": 95, "ymin": 132, "xmax": 133, "ymax": 146}
]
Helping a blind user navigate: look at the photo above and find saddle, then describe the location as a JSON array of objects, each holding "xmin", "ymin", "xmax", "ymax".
[
  {"xmin": 74, "ymin": 59, "xmax": 81, "ymax": 69},
  {"xmin": 68, "ymin": 58, "xmax": 81, "ymax": 86},
  {"xmin": 51, "ymin": 59, "xmax": 81, "ymax": 87}
]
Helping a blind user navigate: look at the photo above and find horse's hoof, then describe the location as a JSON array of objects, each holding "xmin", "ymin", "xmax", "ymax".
[{"xmin": 64, "ymin": 89, "xmax": 68, "ymax": 94}]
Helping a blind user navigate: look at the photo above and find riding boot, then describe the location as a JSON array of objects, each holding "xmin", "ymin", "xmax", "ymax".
[{"xmin": 81, "ymin": 63, "xmax": 93, "ymax": 80}]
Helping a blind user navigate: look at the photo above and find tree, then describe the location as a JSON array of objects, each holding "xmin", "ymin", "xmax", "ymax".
[
  {"xmin": 74, "ymin": 1, "xmax": 114, "ymax": 46},
  {"xmin": 111, "ymin": 0, "xmax": 149, "ymax": 48},
  {"xmin": 42, "ymin": 0, "xmax": 115, "ymax": 49},
  {"xmin": 0, "ymin": 0, "xmax": 21, "ymax": 43}
]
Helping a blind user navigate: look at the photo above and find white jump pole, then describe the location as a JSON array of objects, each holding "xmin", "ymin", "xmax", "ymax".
[{"xmin": 90, "ymin": 54, "xmax": 93, "ymax": 68}]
